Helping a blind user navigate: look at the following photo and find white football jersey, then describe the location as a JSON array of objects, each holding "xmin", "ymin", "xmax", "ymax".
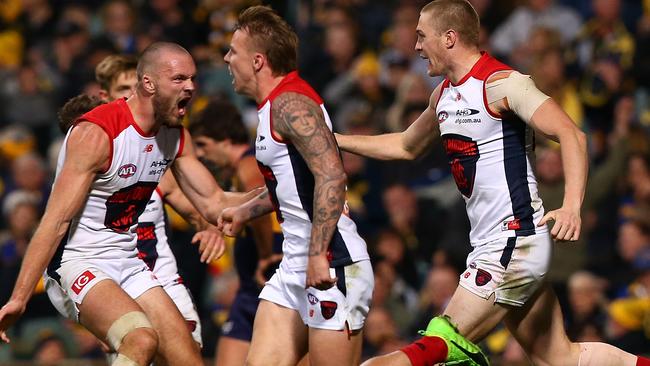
[
  {"xmin": 136, "ymin": 189, "xmax": 181, "ymax": 286},
  {"xmin": 49, "ymin": 99, "xmax": 184, "ymax": 271},
  {"xmin": 255, "ymin": 71, "xmax": 369, "ymax": 270},
  {"xmin": 436, "ymin": 53, "xmax": 547, "ymax": 246}
]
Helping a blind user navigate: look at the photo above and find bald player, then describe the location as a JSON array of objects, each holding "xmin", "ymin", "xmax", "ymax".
[{"xmin": 0, "ymin": 42, "xmax": 253, "ymax": 366}]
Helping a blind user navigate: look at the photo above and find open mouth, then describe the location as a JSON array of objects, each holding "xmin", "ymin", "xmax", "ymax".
[{"xmin": 177, "ymin": 98, "xmax": 191, "ymax": 116}]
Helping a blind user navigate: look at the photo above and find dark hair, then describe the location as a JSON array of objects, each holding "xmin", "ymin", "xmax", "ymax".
[
  {"xmin": 189, "ymin": 99, "xmax": 249, "ymax": 144},
  {"xmin": 95, "ymin": 54, "xmax": 137, "ymax": 90},
  {"xmin": 422, "ymin": 0, "xmax": 480, "ymax": 47},
  {"xmin": 58, "ymin": 94, "xmax": 105, "ymax": 133},
  {"xmin": 235, "ymin": 5, "xmax": 298, "ymax": 76}
]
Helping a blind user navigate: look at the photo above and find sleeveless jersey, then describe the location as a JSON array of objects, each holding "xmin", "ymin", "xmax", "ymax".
[
  {"xmin": 51, "ymin": 98, "xmax": 184, "ymax": 265},
  {"xmin": 436, "ymin": 52, "xmax": 547, "ymax": 246},
  {"xmin": 234, "ymin": 148, "xmax": 283, "ymax": 292},
  {"xmin": 255, "ymin": 71, "xmax": 369, "ymax": 270},
  {"xmin": 136, "ymin": 188, "xmax": 181, "ymax": 286}
]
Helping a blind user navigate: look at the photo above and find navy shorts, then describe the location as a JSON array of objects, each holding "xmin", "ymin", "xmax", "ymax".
[{"xmin": 220, "ymin": 288, "xmax": 260, "ymax": 341}]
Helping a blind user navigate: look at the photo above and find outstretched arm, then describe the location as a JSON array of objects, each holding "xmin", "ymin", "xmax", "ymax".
[
  {"xmin": 0, "ymin": 122, "xmax": 109, "ymax": 342},
  {"xmin": 171, "ymin": 129, "xmax": 256, "ymax": 224},
  {"xmin": 219, "ymin": 188, "xmax": 274, "ymax": 237},
  {"xmin": 335, "ymin": 84, "xmax": 442, "ymax": 160},
  {"xmin": 272, "ymin": 92, "xmax": 345, "ymax": 290}
]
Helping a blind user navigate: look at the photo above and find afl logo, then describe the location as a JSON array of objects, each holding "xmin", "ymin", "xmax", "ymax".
[
  {"xmin": 438, "ymin": 111, "xmax": 449, "ymax": 123},
  {"xmin": 307, "ymin": 293, "xmax": 319, "ymax": 305},
  {"xmin": 71, "ymin": 270, "xmax": 96, "ymax": 294},
  {"xmin": 118, "ymin": 164, "xmax": 137, "ymax": 178}
]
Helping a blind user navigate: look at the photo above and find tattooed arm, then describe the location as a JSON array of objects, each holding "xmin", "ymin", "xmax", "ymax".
[
  {"xmin": 219, "ymin": 188, "xmax": 274, "ymax": 236},
  {"xmin": 272, "ymin": 92, "xmax": 345, "ymax": 291}
]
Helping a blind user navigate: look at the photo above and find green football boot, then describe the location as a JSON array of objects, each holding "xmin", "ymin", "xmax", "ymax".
[{"xmin": 418, "ymin": 315, "xmax": 490, "ymax": 366}]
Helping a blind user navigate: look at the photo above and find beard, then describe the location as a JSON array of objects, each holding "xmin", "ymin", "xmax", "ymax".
[{"xmin": 153, "ymin": 93, "xmax": 182, "ymax": 127}]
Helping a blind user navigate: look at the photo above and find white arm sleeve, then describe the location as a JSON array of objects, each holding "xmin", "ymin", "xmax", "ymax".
[{"xmin": 485, "ymin": 71, "xmax": 550, "ymax": 123}]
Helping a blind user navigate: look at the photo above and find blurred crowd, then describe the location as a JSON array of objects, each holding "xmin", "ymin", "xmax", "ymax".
[{"xmin": 1, "ymin": 0, "xmax": 650, "ymax": 364}]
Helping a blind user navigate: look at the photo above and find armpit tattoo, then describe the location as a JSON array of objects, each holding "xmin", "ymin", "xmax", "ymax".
[{"xmin": 271, "ymin": 92, "xmax": 346, "ymax": 257}]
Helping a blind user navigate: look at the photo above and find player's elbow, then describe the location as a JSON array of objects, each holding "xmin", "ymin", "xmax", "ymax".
[
  {"xmin": 318, "ymin": 170, "xmax": 347, "ymax": 192},
  {"xmin": 401, "ymin": 144, "xmax": 424, "ymax": 161},
  {"xmin": 331, "ymin": 171, "xmax": 347, "ymax": 187},
  {"xmin": 401, "ymin": 149, "xmax": 418, "ymax": 161}
]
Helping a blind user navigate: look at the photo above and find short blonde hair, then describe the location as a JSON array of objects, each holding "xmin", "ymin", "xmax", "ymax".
[
  {"xmin": 421, "ymin": 0, "xmax": 480, "ymax": 47},
  {"xmin": 95, "ymin": 54, "xmax": 137, "ymax": 90}
]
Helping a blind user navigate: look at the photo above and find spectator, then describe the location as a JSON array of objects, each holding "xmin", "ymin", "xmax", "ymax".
[{"xmin": 490, "ymin": 0, "xmax": 581, "ymax": 59}]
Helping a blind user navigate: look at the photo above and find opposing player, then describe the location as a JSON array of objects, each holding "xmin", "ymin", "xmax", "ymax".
[
  {"xmin": 189, "ymin": 99, "xmax": 283, "ymax": 366},
  {"xmin": 220, "ymin": 6, "xmax": 374, "ymax": 365},
  {"xmin": 0, "ymin": 42, "xmax": 247, "ymax": 366},
  {"xmin": 336, "ymin": 1, "xmax": 650, "ymax": 366}
]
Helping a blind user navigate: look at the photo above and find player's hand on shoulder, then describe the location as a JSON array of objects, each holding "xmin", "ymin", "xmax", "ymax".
[
  {"xmin": 305, "ymin": 255, "xmax": 337, "ymax": 291},
  {"xmin": 538, "ymin": 206, "xmax": 581, "ymax": 242},
  {"xmin": 191, "ymin": 228, "xmax": 226, "ymax": 263},
  {"xmin": 0, "ymin": 299, "xmax": 27, "ymax": 343}
]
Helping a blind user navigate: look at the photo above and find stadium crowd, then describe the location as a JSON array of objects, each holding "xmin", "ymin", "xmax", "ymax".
[{"xmin": 0, "ymin": 0, "xmax": 649, "ymax": 364}]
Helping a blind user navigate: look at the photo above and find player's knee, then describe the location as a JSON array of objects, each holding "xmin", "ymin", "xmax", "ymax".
[
  {"xmin": 121, "ymin": 327, "xmax": 158, "ymax": 357},
  {"xmin": 106, "ymin": 311, "xmax": 157, "ymax": 356}
]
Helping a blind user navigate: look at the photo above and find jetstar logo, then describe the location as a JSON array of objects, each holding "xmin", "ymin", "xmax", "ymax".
[{"xmin": 118, "ymin": 164, "xmax": 137, "ymax": 178}]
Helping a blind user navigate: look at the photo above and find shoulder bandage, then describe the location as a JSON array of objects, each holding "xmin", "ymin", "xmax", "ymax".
[
  {"xmin": 485, "ymin": 71, "xmax": 550, "ymax": 123},
  {"xmin": 113, "ymin": 353, "xmax": 140, "ymax": 366},
  {"xmin": 106, "ymin": 311, "xmax": 153, "ymax": 351}
]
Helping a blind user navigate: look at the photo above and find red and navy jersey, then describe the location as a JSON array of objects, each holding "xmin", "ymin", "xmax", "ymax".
[
  {"xmin": 135, "ymin": 189, "xmax": 183, "ymax": 287},
  {"xmin": 53, "ymin": 98, "xmax": 183, "ymax": 262},
  {"xmin": 255, "ymin": 71, "xmax": 369, "ymax": 270},
  {"xmin": 234, "ymin": 147, "xmax": 283, "ymax": 291},
  {"xmin": 436, "ymin": 52, "xmax": 547, "ymax": 246}
]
